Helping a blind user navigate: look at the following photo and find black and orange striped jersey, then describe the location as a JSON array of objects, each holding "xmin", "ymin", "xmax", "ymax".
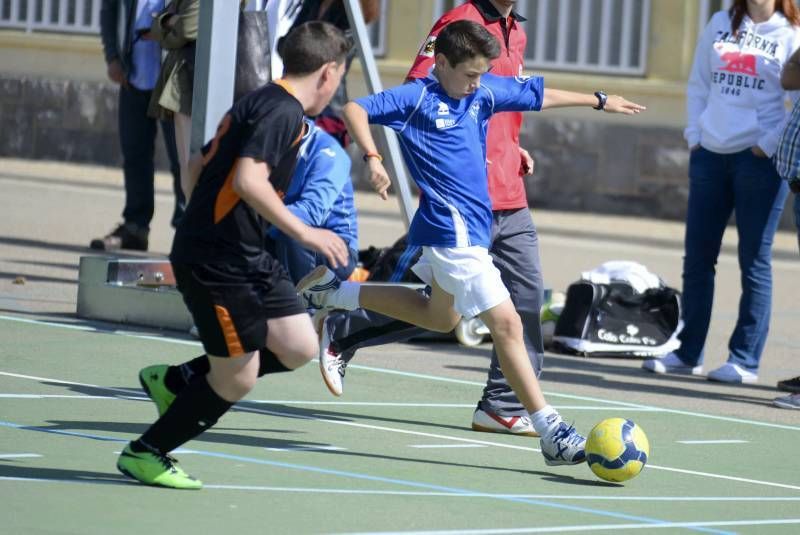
[{"xmin": 170, "ymin": 82, "xmax": 305, "ymax": 266}]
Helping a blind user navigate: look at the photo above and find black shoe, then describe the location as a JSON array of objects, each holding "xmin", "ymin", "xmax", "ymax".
[
  {"xmin": 777, "ymin": 376, "xmax": 800, "ymax": 393},
  {"xmin": 90, "ymin": 223, "xmax": 149, "ymax": 251}
]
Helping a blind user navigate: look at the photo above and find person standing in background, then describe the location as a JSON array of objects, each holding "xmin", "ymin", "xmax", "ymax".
[
  {"xmin": 94, "ymin": 0, "xmax": 184, "ymax": 251},
  {"xmin": 147, "ymin": 0, "xmax": 199, "ymax": 202},
  {"xmin": 643, "ymin": 0, "xmax": 800, "ymax": 384},
  {"xmin": 771, "ymin": 44, "xmax": 800, "ymax": 409}
]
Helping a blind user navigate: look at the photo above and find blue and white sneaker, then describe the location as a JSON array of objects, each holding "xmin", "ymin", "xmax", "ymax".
[
  {"xmin": 540, "ymin": 421, "xmax": 587, "ymax": 466},
  {"xmin": 296, "ymin": 266, "xmax": 341, "ymax": 310}
]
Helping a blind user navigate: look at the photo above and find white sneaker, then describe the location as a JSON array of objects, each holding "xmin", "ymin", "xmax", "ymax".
[
  {"xmin": 471, "ymin": 408, "xmax": 539, "ymax": 437},
  {"xmin": 773, "ymin": 393, "xmax": 800, "ymax": 409},
  {"xmin": 540, "ymin": 421, "xmax": 586, "ymax": 466},
  {"xmin": 642, "ymin": 352, "xmax": 703, "ymax": 375},
  {"xmin": 296, "ymin": 266, "xmax": 341, "ymax": 310},
  {"xmin": 318, "ymin": 315, "xmax": 347, "ymax": 397},
  {"xmin": 707, "ymin": 362, "xmax": 758, "ymax": 384}
]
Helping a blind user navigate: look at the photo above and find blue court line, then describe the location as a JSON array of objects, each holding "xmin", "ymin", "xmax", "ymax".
[{"xmin": 0, "ymin": 419, "xmax": 731, "ymax": 535}]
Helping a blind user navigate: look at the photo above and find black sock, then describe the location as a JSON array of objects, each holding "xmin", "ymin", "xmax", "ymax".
[
  {"xmin": 164, "ymin": 355, "xmax": 210, "ymax": 394},
  {"xmin": 134, "ymin": 375, "xmax": 233, "ymax": 454},
  {"xmin": 258, "ymin": 347, "xmax": 290, "ymax": 376}
]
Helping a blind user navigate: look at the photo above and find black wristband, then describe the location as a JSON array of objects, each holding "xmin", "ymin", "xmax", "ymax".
[{"xmin": 593, "ymin": 90, "xmax": 607, "ymax": 111}]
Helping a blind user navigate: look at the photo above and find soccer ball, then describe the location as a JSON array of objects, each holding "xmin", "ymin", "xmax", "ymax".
[{"xmin": 585, "ymin": 418, "xmax": 650, "ymax": 482}]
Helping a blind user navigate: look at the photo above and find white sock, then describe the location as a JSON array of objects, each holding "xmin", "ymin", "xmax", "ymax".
[
  {"xmin": 332, "ymin": 281, "xmax": 360, "ymax": 311},
  {"xmin": 530, "ymin": 405, "xmax": 562, "ymax": 436}
]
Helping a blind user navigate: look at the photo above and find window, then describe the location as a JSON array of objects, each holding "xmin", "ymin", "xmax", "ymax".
[
  {"xmin": 0, "ymin": 0, "xmax": 101, "ymax": 33},
  {"xmin": 433, "ymin": 0, "xmax": 651, "ymax": 76}
]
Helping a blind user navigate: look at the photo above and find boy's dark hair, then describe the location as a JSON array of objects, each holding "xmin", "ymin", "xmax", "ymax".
[
  {"xmin": 434, "ymin": 20, "xmax": 501, "ymax": 66},
  {"xmin": 278, "ymin": 21, "xmax": 351, "ymax": 76}
]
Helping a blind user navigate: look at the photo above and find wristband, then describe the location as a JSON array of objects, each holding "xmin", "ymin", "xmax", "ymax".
[{"xmin": 363, "ymin": 152, "xmax": 383, "ymax": 162}]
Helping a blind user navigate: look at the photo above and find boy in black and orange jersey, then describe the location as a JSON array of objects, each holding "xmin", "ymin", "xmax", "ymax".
[{"xmin": 116, "ymin": 21, "xmax": 351, "ymax": 490}]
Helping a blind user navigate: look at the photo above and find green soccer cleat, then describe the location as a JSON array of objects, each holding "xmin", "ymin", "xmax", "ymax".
[
  {"xmin": 139, "ymin": 364, "xmax": 177, "ymax": 417},
  {"xmin": 117, "ymin": 444, "xmax": 202, "ymax": 490}
]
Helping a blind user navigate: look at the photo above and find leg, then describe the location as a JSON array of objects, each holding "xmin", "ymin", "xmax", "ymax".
[
  {"xmin": 676, "ymin": 148, "xmax": 733, "ymax": 365},
  {"xmin": 480, "ymin": 298, "xmax": 585, "ymax": 465},
  {"xmin": 359, "ymin": 279, "xmax": 461, "ymax": 333},
  {"xmin": 725, "ymin": 151, "xmax": 788, "ymax": 373},
  {"xmin": 160, "ymin": 116, "xmax": 185, "ymax": 228},
  {"xmin": 119, "ymin": 86, "xmax": 157, "ymax": 230},
  {"xmin": 479, "ymin": 209, "xmax": 544, "ymax": 418}
]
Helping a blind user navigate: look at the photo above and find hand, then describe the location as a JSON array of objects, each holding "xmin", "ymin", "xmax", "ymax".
[
  {"xmin": 106, "ymin": 59, "xmax": 128, "ymax": 87},
  {"xmin": 603, "ymin": 95, "xmax": 646, "ymax": 115},
  {"xmin": 299, "ymin": 228, "xmax": 349, "ymax": 269},
  {"xmin": 519, "ymin": 147, "xmax": 535, "ymax": 176},
  {"xmin": 367, "ymin": 158, "xmax": 391, "ymax": 200},
  {"xmin": 751, "ymin": 146, "xmax": 768, "ymax": 158}
]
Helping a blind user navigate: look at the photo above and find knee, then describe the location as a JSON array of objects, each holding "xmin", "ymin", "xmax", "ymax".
[
  {"xmin": 426, "ymin": 312, "xmax": 461, "ymax": 333},
  {"xmin": 276, "ymin": 338, "xmax": 318, "ymax": 370},
  {"xmin": 490, "ymin": 312, "xmax": 523, "ymax": 341}
]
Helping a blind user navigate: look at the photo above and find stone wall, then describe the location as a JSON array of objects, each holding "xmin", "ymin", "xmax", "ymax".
[{"xmin": 2, "ymin": 75, "xmax": 795, "ymax": 230}]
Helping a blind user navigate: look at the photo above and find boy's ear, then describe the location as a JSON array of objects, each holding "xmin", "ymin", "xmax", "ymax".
[{"xmin": 434, "ymin": 53, "xmax": 449, "ymax": 71}]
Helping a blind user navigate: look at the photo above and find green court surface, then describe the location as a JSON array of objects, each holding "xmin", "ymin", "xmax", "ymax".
[{"xmin": 1, "ymin": 314, "xmax": 799, "ymax": 535}]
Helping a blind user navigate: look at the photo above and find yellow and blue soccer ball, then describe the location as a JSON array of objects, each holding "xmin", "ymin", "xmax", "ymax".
[{"xmin": 585, "ymin": 418, "xmax": 650, "ymax": 482}]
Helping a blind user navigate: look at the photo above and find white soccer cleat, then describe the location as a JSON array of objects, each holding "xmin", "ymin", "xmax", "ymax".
[
  {"xmin": 318, "ymin": 315, "xmax": 347, "ymax": 397},
  {"xmin": 296, "ymin": 266, "xmax": 341, "ymax": 310},
  {"xmin": 540, "ymin": 421, "xmax": 587, "ymax": 466}
]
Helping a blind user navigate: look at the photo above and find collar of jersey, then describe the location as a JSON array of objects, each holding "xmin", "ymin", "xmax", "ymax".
[{"xmin": 472, "ymin": 0, "xmax": 527, "ymax": 23}]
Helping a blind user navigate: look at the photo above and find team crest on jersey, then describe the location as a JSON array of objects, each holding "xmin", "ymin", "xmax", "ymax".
[
  {"xmin": 438, "ymin": 102, "xmax": 450, "ymax": 115},
  {"xmin": 469, "ymin": 101, "xmax": 480, "ymax": 121},
  {"xmin": 420, "ymin": 35, "xmax": 437, "ymax": 57}
]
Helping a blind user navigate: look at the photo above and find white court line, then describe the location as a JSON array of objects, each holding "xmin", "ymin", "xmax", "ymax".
[
  {"xmin": 409, "ymin": 444, "xmax": 486, "ymax": 449},
  {"xmin": 0, "ymin": 394, "xmax": 145, "ymax": 400},
  {"xmin": 677, "ymin": 440, "xmax": 749, "ymax": 445},
  {"xmin": 3, "ymin": 475, "xmax": 800, "ymax": 502},
  {"xmin": 265, "ymin": 446, "xmax": 346, "ymax": 452},
  {"xmin": 0, "ymin": 453, "xmax": 41, "ymax": 459},
  {"xmin": 0, "ymin": 393, "xmax": 657, "ymax": 412},
  {"xmin": 341, "ymin": 518, "xmax": 800, "ymax": 535}
]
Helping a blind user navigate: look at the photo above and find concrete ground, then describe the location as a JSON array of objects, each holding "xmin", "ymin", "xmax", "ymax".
[{"xmin": 0, "ymin": 157, "xmax": 798, "ymax": 427}]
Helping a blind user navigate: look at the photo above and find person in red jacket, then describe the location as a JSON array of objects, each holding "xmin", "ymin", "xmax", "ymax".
[{"xmin": 316, "ymin": 0, "xmax": 606, "ymax": 436}]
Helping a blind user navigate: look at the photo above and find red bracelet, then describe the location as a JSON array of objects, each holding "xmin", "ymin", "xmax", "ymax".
[{"xmin": 363, "ymin": 152, "xmax": 383, "ymax": 162}]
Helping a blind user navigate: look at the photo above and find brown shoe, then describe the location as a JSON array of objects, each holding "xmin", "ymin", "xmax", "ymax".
[{"xmin": 90, "ymin": 223, "xmax": 149, "ymax": 251}]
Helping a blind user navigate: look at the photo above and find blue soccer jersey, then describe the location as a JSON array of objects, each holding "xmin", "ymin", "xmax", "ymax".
[{"xmin": 355, "ymin": 72, "xmax": 544, "ymax": 248}]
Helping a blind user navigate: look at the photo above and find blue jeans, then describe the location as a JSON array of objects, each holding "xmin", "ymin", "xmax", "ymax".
[
  {"xmin": 266, "ymin": 235, "xmax": 357, "ymax": 285},
  {"xmin": 676, "ymin": 147, "xmax": 788, "ymax": 371}
]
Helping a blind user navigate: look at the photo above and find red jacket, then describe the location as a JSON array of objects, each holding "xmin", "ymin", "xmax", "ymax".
[{"xmin": 407, "ymin": 0, "xmax": 529, "ymax": 210}]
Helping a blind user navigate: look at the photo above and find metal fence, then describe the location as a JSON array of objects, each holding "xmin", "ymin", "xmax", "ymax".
[
  {"xmin": 0, "ymin": 0, "xmax": 101, "ymax": 33},
  {"xmin": 0, "ymin": 0, "xmax": 388, "ymax": 55},
  {"xmin": 434, "ymin": 0, "xmax": 651, "ymax": 76}
]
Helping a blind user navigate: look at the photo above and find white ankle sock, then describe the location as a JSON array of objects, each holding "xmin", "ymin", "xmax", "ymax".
[
  {"xmin": 530, "ymin": 405, "xmax": 561, "ymax": 436},
  {"xmin": 333, "ymin": 281, "xmax": 360, "ymax": 311}
]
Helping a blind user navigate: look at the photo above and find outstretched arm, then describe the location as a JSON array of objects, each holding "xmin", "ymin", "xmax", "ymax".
[
  {"xmin": 342, "ymin": 101, "xmax": 392, "ymax": 200},
  {"xmin": 542, "ymin": 89, "xmax": 645, "ymax": 115}
]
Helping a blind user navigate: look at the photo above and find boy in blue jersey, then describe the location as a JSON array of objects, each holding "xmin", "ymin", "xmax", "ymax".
[
  {"xmin": 266, "ymin": 118, "xmax": 359, "ymax": 283},
  {"xmin": 298, "ymin": 20, "xmax": 644, "ymax": 466}
]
